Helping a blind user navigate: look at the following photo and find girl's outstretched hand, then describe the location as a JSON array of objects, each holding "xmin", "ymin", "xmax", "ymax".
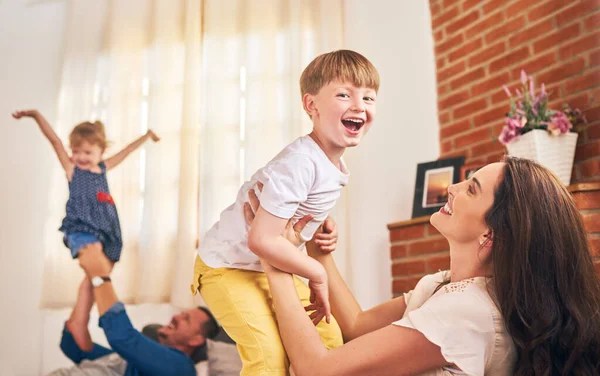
[
  {"xmin": 147, "ymin": 130, "xmax": 160, "ymax": 142},
  {"xmin": 12, "ymin": 109, "xmax": 38, "ymax": 119}
]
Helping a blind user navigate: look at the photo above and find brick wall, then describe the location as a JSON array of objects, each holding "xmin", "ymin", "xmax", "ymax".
[
  {"xmin": 432, "ymin": 0, "xmax": 600, "ymax": 183},
  {"xmin": 389, "ymin": 217, "xmax": 449, "ymax": 295},
  {"xmin": 389, "ymin": 183, "xmax": 600, "ymax": 295}
]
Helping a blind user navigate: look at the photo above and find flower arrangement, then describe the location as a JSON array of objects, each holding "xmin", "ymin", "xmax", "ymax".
[{"xmin": 498, "ymin": 70, "xmax": 587, "ymax": 145}]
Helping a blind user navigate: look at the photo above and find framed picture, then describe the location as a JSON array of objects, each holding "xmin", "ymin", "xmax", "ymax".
[
  {"xmin": 460, "ymin": 162, "xmax": 486, "ymax": 181},
  {"xmin": 411, "ymin": 156, "xmax": 465, "ymax": 218}
]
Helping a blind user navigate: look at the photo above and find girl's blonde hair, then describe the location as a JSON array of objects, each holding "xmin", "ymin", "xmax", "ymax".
[{"xmin": 69, "ymin": 121, "xmax": 108, "ymax": 150}]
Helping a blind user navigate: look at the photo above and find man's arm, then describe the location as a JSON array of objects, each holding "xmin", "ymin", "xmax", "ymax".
[
  {"xmin": 59, "ymin": 326, "xmax": 113, "ymax": 364},
  {"xmin": 98, "ymin": 304, "xmax": 196, "ymax": 376},
  {"xmin": 78, "ymin": 245, "xmax": 196, "ymax": 376},
  {"xmin": 60, "ymin": 276, "xmax": 113, "ymax": 360}
]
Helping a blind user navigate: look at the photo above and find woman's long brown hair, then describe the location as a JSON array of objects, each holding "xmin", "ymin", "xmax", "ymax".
[{"xmin": 487, "ymin": 157, "xmax": 600, "ymax": 375}]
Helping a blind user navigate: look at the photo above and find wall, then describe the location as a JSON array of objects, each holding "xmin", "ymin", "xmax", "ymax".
[
  {"xmin": 0, "ymin": 0, "xmax": 68, "ymax": 374},
  {"xmin": 342, "ymin": 0, "xmax": 440, "ymax": 309},
  {"xmin": 432, "ymin": 0, "xmax": 600, "ymax": 181}
]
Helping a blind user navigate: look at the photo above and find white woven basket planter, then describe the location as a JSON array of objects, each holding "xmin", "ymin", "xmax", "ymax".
[{"xmin": 505, "ymin": 129, "xmax": 578, "ymax": 186}]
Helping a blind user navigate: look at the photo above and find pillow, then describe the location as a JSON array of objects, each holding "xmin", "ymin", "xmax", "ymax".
[
  {"xmin": 212, "ymin": 327, "xmax": 235, "ymax": 344},
  {"xmin": 195, "ymin": 361, "xmax": 209, "ymax": 376},
  {"xmin": 206, "ymin": 339, "xmax": 242, "ymax": 376}
]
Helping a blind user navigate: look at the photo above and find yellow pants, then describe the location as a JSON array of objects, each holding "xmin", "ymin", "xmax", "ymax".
[{"xmin": 191, "ymin": 255, "xmax": 343, "ymax": 376}]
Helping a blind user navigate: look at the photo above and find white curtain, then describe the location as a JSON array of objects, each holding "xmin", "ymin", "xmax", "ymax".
[
  {"xmin": 41, "ymin": 0, "xmax": 202, "ymax": 308},
  {"xmin": 41, "ymin": 0, "xmax": 343, "ymax": 309},
  {"xmin": 198, "ymin": 0, "xmax": 343, "ymax": 238}
]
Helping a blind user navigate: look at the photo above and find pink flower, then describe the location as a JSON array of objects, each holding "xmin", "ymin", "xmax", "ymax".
[
  {"xmin": 497, "ymin": 70, "xmax": 584, "ymax": 144},
  {"xmin": 498, "ymin": 115, "xmax": 527, "ymax": 145},
  {"xmin": 521, "ymin": 70, "xmax": 527, "ymax": 84},
  {"xmin": 546, "ymin": 112, "xmax": 573, "ymax": 136},
  {"xmin": 529, "ymin": 77, "xmax": 535, "ymax": 98},
  {"xmin": 499, "ymin": 126, "xmax": 519, "ymax": 145},
  {"xmin": 509, "ymin": 116, "xmax": 526, "ymax": 129}
]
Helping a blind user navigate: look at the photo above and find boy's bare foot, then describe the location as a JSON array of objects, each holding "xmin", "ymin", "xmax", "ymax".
[{"xmin": 65, "ymin": 319, "xmax": 94, "ymax": 352}]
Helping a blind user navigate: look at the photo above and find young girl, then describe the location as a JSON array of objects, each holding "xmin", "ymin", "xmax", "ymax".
[{"xmin": 12, "ymin": 109, "xmax": 159, "ymax": 350}]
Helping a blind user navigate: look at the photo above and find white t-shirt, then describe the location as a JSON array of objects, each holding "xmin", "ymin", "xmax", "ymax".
[
  {"xmin": 197, "ymin": 135, "xmax": 349, "ymax": 271},
  {"xmin": 394, "ymin": 271, "xmax": 516, "ymax": 376}
]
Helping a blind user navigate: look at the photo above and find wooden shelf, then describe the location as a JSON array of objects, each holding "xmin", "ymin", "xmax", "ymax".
[
  {"xmin": 387, "ymin": 216, "xmax": 429, "ymax": 230},
  {"xmin": 568, "ymin": 181, "xmax": 600, "ymax": 193}
]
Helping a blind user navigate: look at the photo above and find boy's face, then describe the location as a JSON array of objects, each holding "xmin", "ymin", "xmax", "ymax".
[{"xmin": 306, "ymin": 80, "xmax": 377, "ymax": 149}]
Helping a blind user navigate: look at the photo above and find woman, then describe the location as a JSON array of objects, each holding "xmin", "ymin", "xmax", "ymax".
[{"xmin": 245, "ymin": 157, "xmax": 600, "ymax": 375}]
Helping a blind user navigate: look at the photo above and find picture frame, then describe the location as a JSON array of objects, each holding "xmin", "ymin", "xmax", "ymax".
[
  {"xmin": 411, "ymin": 156, "xmax": 465, "ymax": 218},
  {"xmin": 460, "ymin": 162, "xmax": 486, "ymax": 181}
]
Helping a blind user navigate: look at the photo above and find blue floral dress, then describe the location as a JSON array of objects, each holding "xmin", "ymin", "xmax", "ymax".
[{"xmin": 59, "ymin": 162, "xmax": 123, "ymax": 262}]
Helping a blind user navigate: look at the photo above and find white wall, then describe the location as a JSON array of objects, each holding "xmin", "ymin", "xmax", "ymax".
[
  {"xmin": 342, "ymin": 0, "xmax": 439, "ymax": 309},
  {"xmin": 0, "ymin": 5, "xmax": 181, "ymax": 374},
  {"xmin": 0, "ymin": 0, "xmax": 68, "ymax": 375}
]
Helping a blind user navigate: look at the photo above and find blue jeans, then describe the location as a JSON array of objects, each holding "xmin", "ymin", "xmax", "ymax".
[{"xmin": 66, "ymin": 232, "xmax": 100, "ymax": 258}]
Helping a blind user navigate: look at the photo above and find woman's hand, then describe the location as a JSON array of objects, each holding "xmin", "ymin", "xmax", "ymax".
[
  {"xmin": 315, "ymin": 217, "xmax": 338, "ymax": 252},
  {"xmin": 306, "ymin": 217, "xmax": 338, "ymax": 260}
]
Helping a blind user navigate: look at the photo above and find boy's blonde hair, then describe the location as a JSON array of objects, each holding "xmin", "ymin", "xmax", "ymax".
[
  {"xmin": 300, "ymin": 50, "xmax": 380, "ymax": 96},
  {"xmin": 69, "ymin": 121, "xmax": 108, "ymax": 150}
]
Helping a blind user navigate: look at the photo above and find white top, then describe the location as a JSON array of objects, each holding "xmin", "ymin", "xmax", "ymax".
[
  {"xmin": 197, "ymin": 135, "xmax": 349, "ymax": 272},
  {"xmin": 393, "ymin": 271, "xmax": 516, "ymax": 376}
]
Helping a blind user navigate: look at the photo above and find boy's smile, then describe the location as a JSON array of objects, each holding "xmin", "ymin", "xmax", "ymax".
[
  {"xmin": 341, "ymin": 117, "xmax": 365, "ymax": 134},
  {"xmin": 307, "ymin": 80, "xmax": 377, "ymax": 152}
]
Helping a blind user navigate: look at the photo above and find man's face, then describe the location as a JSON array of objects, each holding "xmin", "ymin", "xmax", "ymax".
[{"xmin": 157, "ymin": 308, "xmax": 208, "ymax": 349}]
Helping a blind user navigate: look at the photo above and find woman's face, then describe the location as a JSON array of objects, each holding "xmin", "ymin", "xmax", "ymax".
[{"xmin": 430, "ymin": 162, "xmax": 505, "ymax": 245}]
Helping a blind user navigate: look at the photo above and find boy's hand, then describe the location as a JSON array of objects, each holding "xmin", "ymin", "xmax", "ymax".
[
  {"xmin": 147, "ymin": 130, "xmax": 160, "ymax": 142},
  {"xmin": 12, "ymin": 109, "xmax": 38, "ymax": 119},
  {"xmin": 307, "ymin": 273, "xmax": 331, "ymax": 325}
]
